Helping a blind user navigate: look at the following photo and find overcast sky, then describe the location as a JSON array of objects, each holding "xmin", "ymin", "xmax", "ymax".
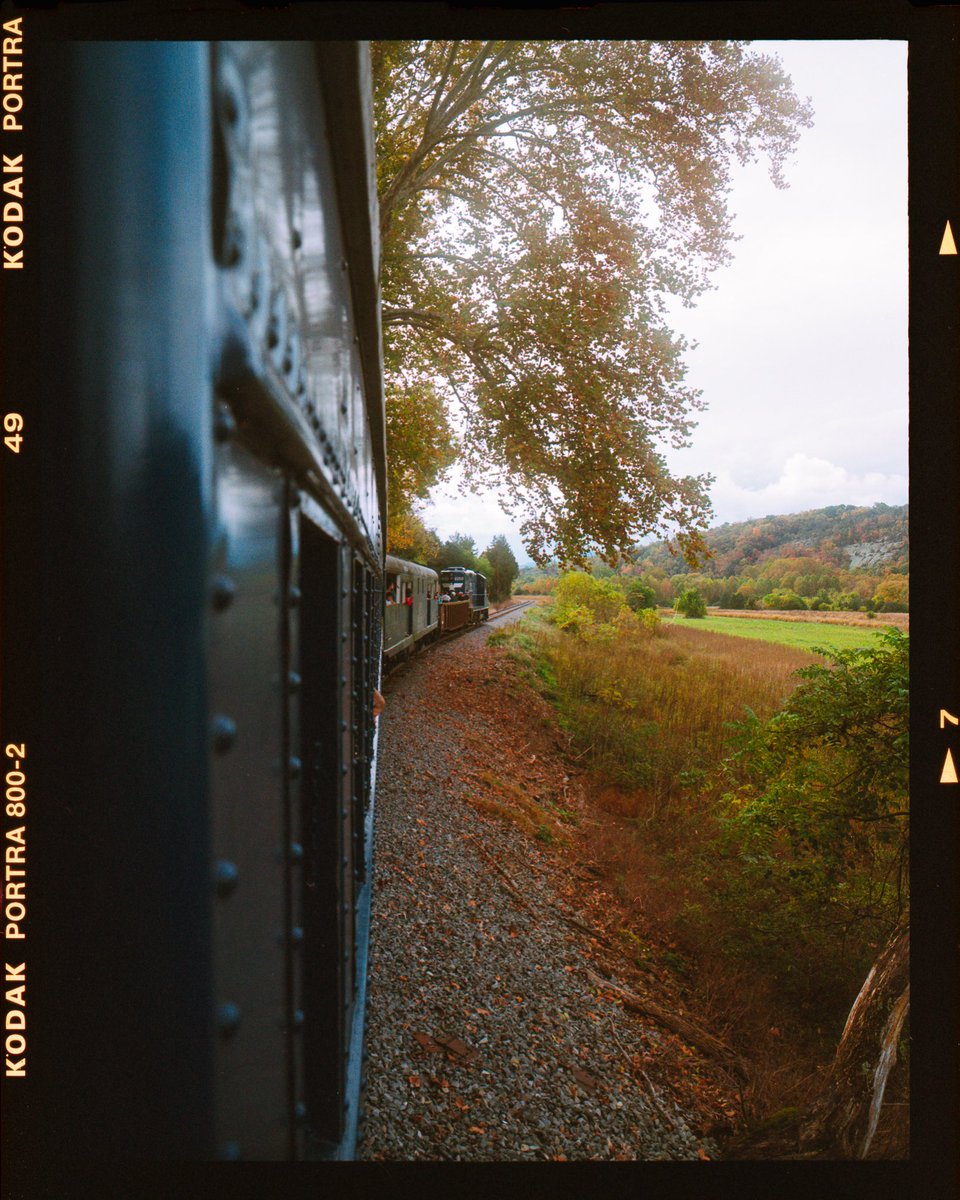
[{"xmin": 421, "ymin": 40, "xmax": 908, "ymax": 566}]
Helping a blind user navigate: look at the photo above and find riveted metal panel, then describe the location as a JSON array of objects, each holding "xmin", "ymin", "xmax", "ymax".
[
  {"xmin": 207, "ymin": 440, "xmax": 290, "ymax": 1160},
  {"xmin": 213, "ymin": 42, "xmax": 382, "ymax": 567}
]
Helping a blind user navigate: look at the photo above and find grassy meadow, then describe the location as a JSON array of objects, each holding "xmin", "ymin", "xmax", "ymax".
[{"xmin": 668, "ymin": 612, "xmax": 893, "ymax": 653}]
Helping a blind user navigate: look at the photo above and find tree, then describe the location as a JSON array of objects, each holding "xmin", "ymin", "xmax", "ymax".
[
  {"xmin": 483, "ymin": 533, "xmax": 520, "ymax": 601},
  {"xmin": 796, "ymin": 916, "xmax": 909, "ymax": 1158},
  {"xmin": 384, "ymin": 377, "xmax": 458, "ymax": 548},
  {"xmin": 872, "ymin": 575, "xmax": 909, "ymax": 613},
  {"xmin": 387, "ymin": 510, "xmax": 441, "ymax": 563},
  {"xmin": 726, "ymin": 918, "xmax": 909, "ymax": 1160},
  {"xmin": 373, "ymin": 41, "xmax": 813, "ymax": 565},
  {"xmin": 431, "ymin": 532, "xmax": 482, "ymax": 573},
  {"xmin": 624, "ymin": 578, "xmax": 657, "ymax": 612},
  {"xmin": 674, "ymin": 587, "xmax": 707, "ymax": 618}
]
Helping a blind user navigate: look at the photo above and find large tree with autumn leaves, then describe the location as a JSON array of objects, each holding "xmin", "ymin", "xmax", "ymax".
[{"xmin": 374, "ymin": 40, "xmax": 813, "ymax": 565}]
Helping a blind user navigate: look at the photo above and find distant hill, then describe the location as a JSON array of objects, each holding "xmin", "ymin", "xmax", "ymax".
[{"xmin": 632, "ymin": 503, "xmax": 908, "ymax": 578}]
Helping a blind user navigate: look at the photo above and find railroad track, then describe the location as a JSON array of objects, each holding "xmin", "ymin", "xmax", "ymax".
[
  {"xmin": 486, "ymin": 598, "xmax": 534, "ymax": 621},
  {"xmin": 383, "ymin": 599, "xmax": 534, "ymax": 676}
]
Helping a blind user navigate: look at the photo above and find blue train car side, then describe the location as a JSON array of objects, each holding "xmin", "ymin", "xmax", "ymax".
[{"xmin": 13, "ymin": 40, "xmax": 385, "ymax": 1161}]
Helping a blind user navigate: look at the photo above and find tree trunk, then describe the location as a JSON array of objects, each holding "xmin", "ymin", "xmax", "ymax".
[
  {"xmin": 723, "ymin": 916, "xmax": 909, "ymax": 1159},
  {"xmin": 798, "ymin": 915, "xmax": 909, "ymax": 1158}
]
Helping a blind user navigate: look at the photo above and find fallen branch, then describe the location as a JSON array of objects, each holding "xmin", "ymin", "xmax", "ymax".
[
  {"xmin": 557, "ymin": 913, "xmax": 615, "ymax": 948},
  {"xmin": 585, "ymin": 968, "xmax": 747, "ymax": 1074},
  {"xmin": 639, "ymin": 1069, "xmax": 677, "ymax": 1131}
]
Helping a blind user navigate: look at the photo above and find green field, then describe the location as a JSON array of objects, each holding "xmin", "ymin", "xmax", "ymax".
[{"xmin": 667, "ymin": 613, "xmax": 891, "ymax": 652}]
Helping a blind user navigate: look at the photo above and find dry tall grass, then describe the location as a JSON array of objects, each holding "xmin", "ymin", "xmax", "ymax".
[{"xmin": 536, "ymin": 619, "xmax": 814, "ymax": 829}]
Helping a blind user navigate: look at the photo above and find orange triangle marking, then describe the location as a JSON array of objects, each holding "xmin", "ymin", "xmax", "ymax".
[
  {"xmin": 940, "ymin": 221, "xmax": 957, "ymax": 256},
  {"xmin": 941, "ymin": 747, "xmax": 958, "ymax": 784}
]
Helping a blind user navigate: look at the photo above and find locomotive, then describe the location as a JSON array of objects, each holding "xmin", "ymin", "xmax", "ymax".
[
  {"xmin": 3, "ymin": 40, "xmax": 384, "ymax": 1161},
  {"xmin": 441, "ymin": 566, "xmax": 491, "ymax": 623}
]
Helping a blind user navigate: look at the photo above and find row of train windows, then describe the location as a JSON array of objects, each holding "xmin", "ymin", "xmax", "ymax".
[{"xmin": 385, "ymin": 574, "xmax": 435, "ymax": 604}]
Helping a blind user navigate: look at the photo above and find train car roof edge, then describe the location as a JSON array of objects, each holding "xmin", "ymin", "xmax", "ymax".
[
  {"xmin": 386, "ymin": 554, "xmax": 439, "ymax": 580},
  {"xmin": 314, "ymin": 41, "xmax": 387, "ymax": 527}
]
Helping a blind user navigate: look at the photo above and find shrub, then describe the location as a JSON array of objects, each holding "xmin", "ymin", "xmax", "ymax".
[
  {"xmin": 553, "ymin": 571, "xmax": 633, "ymax": 637},
  {"xmin": 711, "ymin": 629, "xmax": 908, "ymax": 1005},
  {"xmin": 760, "ymin": 588, "xmax": 807, "ymax": 611}
]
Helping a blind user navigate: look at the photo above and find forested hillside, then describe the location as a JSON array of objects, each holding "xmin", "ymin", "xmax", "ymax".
[
  {"xmin": 632, "ymin": 503, "xmax": 907, "ymax": 576},
  {"xmin": 516, "ymin": 504, "xmax": 909, "ymax": 613}
]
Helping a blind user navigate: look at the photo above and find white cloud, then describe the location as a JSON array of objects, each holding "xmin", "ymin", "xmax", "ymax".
[{"xmin": 709, "ymin": 453, "xmax": 907, "ymax": 525}]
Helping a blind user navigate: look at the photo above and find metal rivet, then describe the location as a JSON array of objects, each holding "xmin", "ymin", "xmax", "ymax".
[
  {"xmin": 211, "ymin": 715, "xmax": 237, "ymax": 753},
  {"xmin": 211, "ymin": 575, "xmax": 236, "ymax": 612},
  {"xmin": 214, "ymin": 402, "xmax": 236, "ymax": 444},
  {"xmin": 293, "ymin": 1008, "xmax": 305, "ymax": 1029},
  {"xmin": 340, "ymin": 403, "xmax": 348, "ymax": 416},
  {"xmin": 341, "ymin": 766, "xmax": 348, "ymax": 777},
  {"xmin": 218, "ymin": 1002, "xmax": 241, "ymax": 1037},
  {"xmin": 292, "ymin": 229, "xmax": 302, "ymax": 251},
  {"xmin": 288, "ymin": 757, "xmax": 302, "ymax": 779},
  {"xmin": 341, "ymin": 259, "xmax": 348, "ymax": 271},
  {"xmin": 295, "ymin": 1101, "xmax": 308, "ymax": 1123},
  {"xmin": 288, "ymin": 672, "xmax": 302, "ymax": 694},
  {"xmin": 290, "ymin": 842, "xmax": 304, "ymax": 864},
  {"xmin": 213, "ymin": 859, "xmax": 239, "ymax": 897},
  {"xmin": 288, "ymin": 586, "xmax": 301, "ymax": 608},
  {"xmin": 340, "ymin": 720, "xmax": 348, "ymax": 731},
  {"xmin": 288, "ymin": 926, "xmax": 304, "ymax": 946},
  {"xmin": 218, "ymin": 1141, "xmax": 241, "ymax": 1161}
]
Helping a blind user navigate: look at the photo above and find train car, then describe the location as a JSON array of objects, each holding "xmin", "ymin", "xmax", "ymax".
[
  {"xmin": 3, "ymin": 41, "xmax": 385, "ymax": 1161},
  {"xmin": 440, "ymin": 566, "xmax": 490, "ymax": 624},
  {"xmin": 383, "ymin": 555, "xmax": 440, "ymax": 661}
]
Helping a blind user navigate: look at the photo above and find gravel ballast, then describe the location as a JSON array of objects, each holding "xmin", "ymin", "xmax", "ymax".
[{"xmin": 357, "ymin": 615, "xmax": 717, "ymax": 1162}]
